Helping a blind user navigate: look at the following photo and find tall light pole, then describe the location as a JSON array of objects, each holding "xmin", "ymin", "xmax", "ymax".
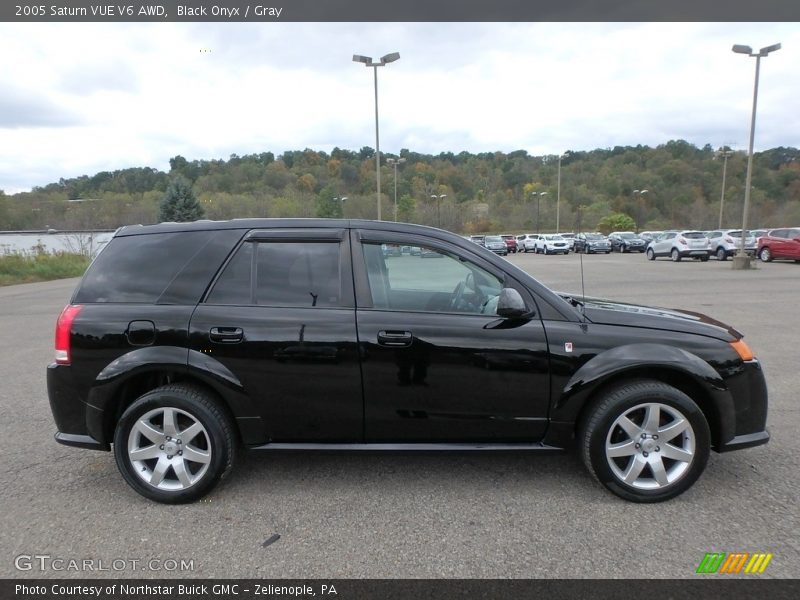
[
  {"xmin": 731, "ymin": 42, "xmax": 781, "ymax": 270},
  {"xmin": 387, "ymin": 157, "xmax": 406, "ymax": 221},
  {"xmin": 716, "ymin": 148, "xmax": 734, "ymax": 229},
  {"xmin": 353, "ymin": 52, "xmax": 401, "ymax": 221},
  {"xmin": 556, "ymin": 154, "xmax": 564, "ymax": 233},
  {"xmin": 534, "ymin": 191, "xmax": 548, "ymax": 234},
  {"xmin": 633, "ymin": 189, "xmax": 649, "ymax": 232},
  {"xmin": 430, "ymin": 194, "xmax": 446, "ymax": 228}
]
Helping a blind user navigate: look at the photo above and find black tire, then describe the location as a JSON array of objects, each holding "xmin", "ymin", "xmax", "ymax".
[
  {"xmin": 544, "ymin": 246, "xmax": 549, "ymax": 255},
  {"xmin": 759, "ymin": 247, "xmax": 772, "ymax": 262},
  {"xmin": 716, "ymin": 247, "xmax": 727, "ymax": 261},
  {"xmin": 622, "ymin": 244, "xmax": 628, "ymax": 253},
  {"xmin": 671, "ymin": 248, "xmax": 681, "ymax": 262},
  {"xmin": 113, "ymin": 383, "xmax": 237, "ymax": 504},
  {"xmin": 646, "ymin": 248, "xmax": 655, "ymax": 261},
  {"xmin": 579, "ymin": 380, "xmax": 710, "ymax": 503}
]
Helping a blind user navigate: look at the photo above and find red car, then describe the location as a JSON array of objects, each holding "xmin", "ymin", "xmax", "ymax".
[
  {"xmin": 757, "ymin": 227, "xmax": 800, "ymax": 262},
  {"xmin": 500, "ymin": 234, "xmax": 518, "ymax": 253}
]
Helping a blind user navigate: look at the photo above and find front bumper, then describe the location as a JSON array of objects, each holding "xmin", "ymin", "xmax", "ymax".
[
  {"xmin": 55, "ymin": 432, "xmax": 109, "ymax": 451},
  {"xmin": 718, "ymin": 430, "xmax": 769, "ymax": 452}
]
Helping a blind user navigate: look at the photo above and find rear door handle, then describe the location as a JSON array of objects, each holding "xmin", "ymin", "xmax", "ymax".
[
  {"xmin": 377, "ymin": 330, "xmax": 413, "ymax": 347},
  {"xmin": 209, "ymin": 327, "xmax": 244, "ymax": 343}
]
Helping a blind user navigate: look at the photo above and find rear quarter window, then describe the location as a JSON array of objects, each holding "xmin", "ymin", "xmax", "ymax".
[{"xmin": 74, "ymin": 230, "xmax": 243, "ymax": 304}]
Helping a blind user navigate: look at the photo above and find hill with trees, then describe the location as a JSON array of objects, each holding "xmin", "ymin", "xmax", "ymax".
[{"xmin": 2, "ymin": 141, "xmax": 799, "ymax": 234}]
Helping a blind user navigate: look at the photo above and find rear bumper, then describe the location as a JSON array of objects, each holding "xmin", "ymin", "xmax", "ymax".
[
  {"xmin": 678, "ymin": 249, "xmax": 710, "ymax": 257},
  {"xmin": 48, "ymin": 363, "xmax": 108, "ymax": 449}
]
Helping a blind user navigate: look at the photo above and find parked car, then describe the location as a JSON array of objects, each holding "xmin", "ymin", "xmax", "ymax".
[
  {"xmin": 608, "ymin": 232, "xmax": 647, "ymax": 253},
  {"xmin": 517, "ymin": 234, "xmax": 539, "ymax": 253},
  {"xmin": 469, "ymin": 235, "xmax": 486, "ymax": 247},
  {"xmin": 574, "ymin": 233, "xmax": 611, "ymax": 254},
  {"xmin": 484, "ymin": 235, "xmax": 509, "ymax": 256},
  {"xmin": 534, "ymin": 234, "xmax": 570, "ymax": 255},
  {"xmin": 646, "ymin": 231, "xmax": 710, "ymax": 262},
  {"xmin": 757, "ymin": 227, "xmax": 800, "ymax": 262},
  {"xmin": 500, "ymin": 234, "xmax": 518, "ymax": 253},
  {"xmin": 559, "ymin": 232, "xmax": 576, "ymax": 250},
  {"xmin": 639, "ymin": 231, "xmax": 662, "ymax": 244},
  {"xmin": 706, "ymin": 230, "xmax": 756, "ymax": 261},
  {"xmin": 47, "ymin": 218, "xmax": 768, "ymax": 504}
]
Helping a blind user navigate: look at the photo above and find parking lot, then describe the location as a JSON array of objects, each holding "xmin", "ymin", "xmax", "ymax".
[{"xmin": 1, "ymin": 253, "xmax": 798, "ymax": 579}]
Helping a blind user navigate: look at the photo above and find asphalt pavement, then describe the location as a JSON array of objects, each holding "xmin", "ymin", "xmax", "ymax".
[{"xmin": 1, "ymin": 254, "xmax": 798, "ymax": 579}]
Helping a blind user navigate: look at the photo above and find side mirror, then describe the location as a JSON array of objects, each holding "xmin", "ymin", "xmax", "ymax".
[{"xmin": 496, "ymin": 288, "xmax": 529, "ymax": 319}]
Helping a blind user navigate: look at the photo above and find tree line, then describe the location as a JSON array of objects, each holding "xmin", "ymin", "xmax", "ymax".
[{"xmin": 1, "ymin": 141, "xmax": 799, "ymax": 234}]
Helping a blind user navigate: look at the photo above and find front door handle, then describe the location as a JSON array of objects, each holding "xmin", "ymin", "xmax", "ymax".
[
  {"xmin": 209, "ymin": 327, "xmax": 244, "ymax": 343},
  {"xmin": 377, "ymin": 330, "xmax": 413, "ymax": 347}
]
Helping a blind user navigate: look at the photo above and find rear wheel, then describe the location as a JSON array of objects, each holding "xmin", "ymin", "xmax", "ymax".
[
  {"xmin": 580, "ymin": 380, "xmax": 710, "ymax": 502},
  {"xmin": 759, "ymin": 247, "xmax": 772, "ymax": 262},
  {"xmin": 671, "ymin": 248, "xmax": 681, "ymax": 262},
  {"xmin": 647, "ymin": 248, "xmax": 655, "ymax": 261},
  {"xmin": 716, "ymin": 247, "xmax": 727, "ymax": 261},
  {"xmin": 113, "ymin": 384, "xmax": 237, "ymax": 503}
]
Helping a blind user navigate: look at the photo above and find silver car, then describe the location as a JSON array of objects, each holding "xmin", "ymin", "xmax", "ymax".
[
  {"xmin": 647, "ymin": 231, "xmax": 710, "ymax": 262},
  {"xmin": 706, "ymin": 229, "xmax": 756, "ymax": 261}
]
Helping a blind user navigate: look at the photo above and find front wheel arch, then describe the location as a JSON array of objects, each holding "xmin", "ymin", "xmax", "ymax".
[{"xmin": 565, "ymin": 364, "xmax": 724, "ymax": 452}]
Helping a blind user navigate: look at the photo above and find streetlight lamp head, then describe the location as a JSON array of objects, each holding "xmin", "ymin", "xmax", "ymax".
[
  {"xmin": 633, "ymin": 189, "xmax": 640, "ymax": 194},
  {"xmin": 732, "ymin": 44, "xmax": 753, "ymax": 55},
  {"xmin": 760, "ymin": 43, "xmax": 781, "ymax": 55},
  {"xmin": 381, "ymin": 52, "xmax": 400, "ymax": 63},
  {"xmin": 641, "ymin": 189, "xmax": 649, "ymax": 194},
  {"xmin": 352, "ymin": 54, "xmax": 372, "ymax": 64}
]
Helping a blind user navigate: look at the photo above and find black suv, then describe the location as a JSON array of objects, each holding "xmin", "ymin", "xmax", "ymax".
[{"xmin": 48, "ymin": 219, "xmax": 768, "ymax": 503}]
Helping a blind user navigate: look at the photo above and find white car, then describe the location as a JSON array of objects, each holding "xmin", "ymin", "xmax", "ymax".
[
  {"xmin": 646, "ymin": 231, "xmax": 710, "ymax": 262},
  {"xmin": 535, "ymin": 234, "xmax": 570, "ymax": 255},
  {"xmin": 706, "ymin": 229, "xmax": 756, "ymax": 261},
  {"xmin": 559, "ymin": 232, "xmax": 576, "ymax": 250},
  {"xmin": 517, "ymin": 234, "xmax": 539, "ymax": 253}
]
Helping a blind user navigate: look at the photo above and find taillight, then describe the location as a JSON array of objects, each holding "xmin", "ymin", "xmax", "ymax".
[
  {"xmin": 678, "ymin": 238, "xmax": 687, "ymax": 245},
  {"xmin": 725, "ymin": 237, "xmax": 734, "ymax": 244},
  {"xmin": 55, "ymin": 305, "xmax": 82, "ymax": 365}
]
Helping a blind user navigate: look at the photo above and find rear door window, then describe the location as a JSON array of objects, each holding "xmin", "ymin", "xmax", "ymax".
[{"xmin": 207, "ymin": 241, "xmax": 343, "ymax": 308}]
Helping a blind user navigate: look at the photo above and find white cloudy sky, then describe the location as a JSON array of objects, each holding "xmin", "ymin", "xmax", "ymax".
[{"xmin": 0, "ymin": 22, "xmax": 797, "ymax": 192}]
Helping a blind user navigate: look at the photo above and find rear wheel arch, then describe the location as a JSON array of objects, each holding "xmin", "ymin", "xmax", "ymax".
[{"xmin": 96, "ymin": 370, "xmax": 246, "ymax": 446}]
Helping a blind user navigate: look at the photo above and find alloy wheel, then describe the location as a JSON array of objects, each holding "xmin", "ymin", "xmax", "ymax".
[
  {"xmin": 127, "ymin": 407, "xmax": 211, "ymax": 491},
  {"xmin": 605, "ymin": 402, "xmax": 695, "ymax": 490}
]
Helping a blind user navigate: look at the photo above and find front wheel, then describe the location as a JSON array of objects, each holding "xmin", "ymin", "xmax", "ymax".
[
  {"xmin": 759, "ymin": 247, "xmax": 772, "ymax": 262},
  {"xmin": 647, "ymin": 248, "xmax": 655, "ymax": 261},
  {"xmin": 579, "ymin": 380, "xmax": 710, "ymax": 502},
  {"xmin": 113, "ymin": 384, "xmax": 237, "ymax": 503}
]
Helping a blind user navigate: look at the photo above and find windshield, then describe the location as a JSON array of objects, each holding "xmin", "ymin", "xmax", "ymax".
[
  {"xmin": 683, "ymin": 232, "xmax": 706, "ymax": 239},
  {"xmin": 546, "ymin": 235, "xmax": 564, "ymax": 240},
  {"xmin": 485, "ymin": 236, "xmax": 503, "ymax": 243},
  {"xmin": 585, "ymin": 234, "xmax": 604, "ymax": 240}
]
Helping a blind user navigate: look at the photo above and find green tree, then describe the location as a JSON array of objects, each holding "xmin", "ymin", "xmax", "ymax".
[
  {"xmin": 159, "ymin": 176, "xmax": 204, "ymax": 222},
  {"xmin": 597, "ymin": 212, "xmax": 635, "ymax": 234}
]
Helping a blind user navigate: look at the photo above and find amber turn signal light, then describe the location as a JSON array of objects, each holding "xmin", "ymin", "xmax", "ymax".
[{"xmin": 730, "ymin": 339, "xmax": 755, "ymax": 361}]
